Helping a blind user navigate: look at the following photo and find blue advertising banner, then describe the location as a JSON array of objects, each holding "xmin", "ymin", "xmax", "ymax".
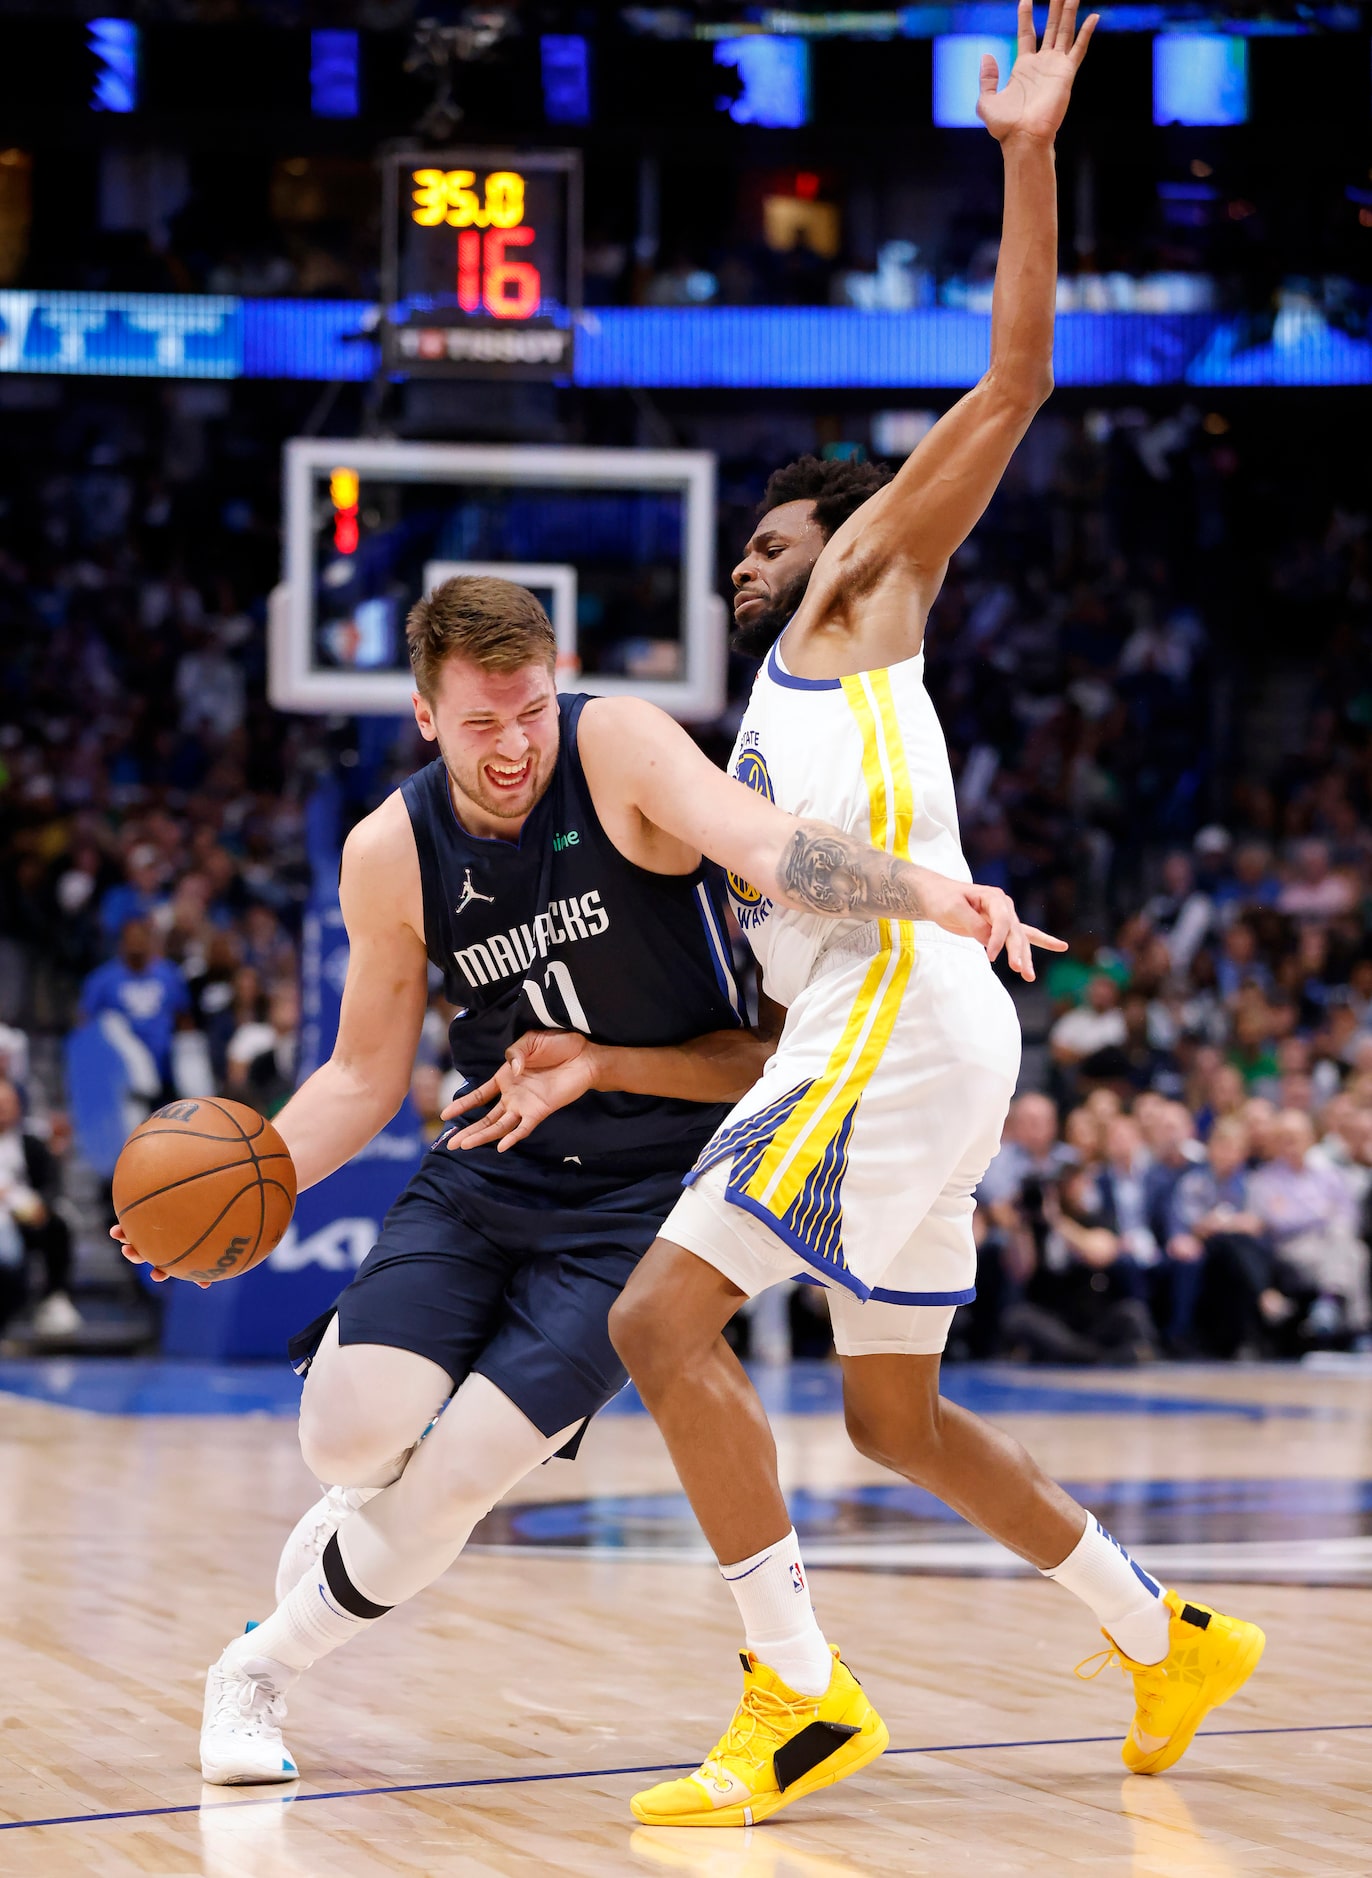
[
  {"xmin": 63, "ymin": 1021, "xmax": 130, "ymax": 1180},
  {"xmin": 0, "ymin": 291, "xmax": 240, "ymax": 378},
  {"xmin": 0, "ymin": 288, "xmax": 1368, "ymax": 389},
  {"xmin": 160, "ymin": 781, "xmax": 424, "ymax": 1361}
]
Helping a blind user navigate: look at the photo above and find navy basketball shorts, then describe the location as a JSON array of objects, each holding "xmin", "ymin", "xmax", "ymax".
[{"xmin": 289, "ymin": 1144, "xmax": 685, "ymax": 1445}]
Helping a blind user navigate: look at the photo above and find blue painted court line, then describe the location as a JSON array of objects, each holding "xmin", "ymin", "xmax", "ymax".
[
  {"xmin": 0, "ymin": 1356, "xmax": 1328, "ymax": 1421},
  {"xmin": 605, "ymin": 1364, "xmax": 1326, "ymax": 1424},
  {"xmin": 3, "ymin": 1722, "xmax": 1369, "ymax": 1834},
  {"xmin": 0, "ymin": 1357, "xmax": 304, "ymax": 1417},
  {"xmin": 487, "ymin": 1474, "xmax": 1372, "ymax": 1550}
]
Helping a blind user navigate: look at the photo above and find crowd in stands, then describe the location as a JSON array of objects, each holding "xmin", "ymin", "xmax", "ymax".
[
  {"xmin": 907, "ymin": 395, "xmax": 1372, "ymax": 1362},
  {"xmin": 2, "ymin": 383, "xmax": 1370, "ymax": 1360},
  {"xmin": 0, "ymin": 1071, "xmax": 74, "ymax": 1336},
  {"xmin": 970, "ymin": 919, "xmax": 1372, "ymax": 1366},
  {"xmin": 0, "ymin": 386, "xmax": 317, "ymax": 1335}
]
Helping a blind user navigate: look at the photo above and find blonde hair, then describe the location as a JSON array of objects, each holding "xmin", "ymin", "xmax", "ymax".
[{"xmin": 406, "ymin": 575, "xmax": 555, "ymax": 700}]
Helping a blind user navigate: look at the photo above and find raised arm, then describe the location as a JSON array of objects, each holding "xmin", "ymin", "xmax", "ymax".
[
  {"xmin": 579, "ymin": 697, "xmax": 1064, "ymax": 979},
  {"xmin": 798, "ymin": 0, "xmax": 1095, "ymax": 641}
]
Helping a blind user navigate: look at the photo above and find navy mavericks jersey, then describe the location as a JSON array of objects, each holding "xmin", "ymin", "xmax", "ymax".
[{"xmin": 402, "ymin": 693, "xmax": 743, "ymax": 1172}]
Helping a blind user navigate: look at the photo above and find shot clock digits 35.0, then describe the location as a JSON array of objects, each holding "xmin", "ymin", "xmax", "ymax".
[{"xmin": 382, "ymin": 149, "xmax": 581, "ymax": 379}]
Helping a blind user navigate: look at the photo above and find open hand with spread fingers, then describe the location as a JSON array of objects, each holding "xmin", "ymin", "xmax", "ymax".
[
  {"xmin": 441, "ymin": 1027, "xmax": 598, "ymax": 1153},
  {"xmin": 978, "ymin": 0, "xmax": 1098, "ymax": 145}
]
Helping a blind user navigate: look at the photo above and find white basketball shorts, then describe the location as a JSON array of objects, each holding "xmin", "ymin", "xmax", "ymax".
[{"xmin": 661, "ymin": 922, "xmax": 1021, "ymax": 1357}]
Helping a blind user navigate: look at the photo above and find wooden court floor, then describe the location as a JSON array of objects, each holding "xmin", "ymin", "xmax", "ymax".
[{"xmin": 1, "ymin": 1359, "xmax": 1370, "ymax": 1876}]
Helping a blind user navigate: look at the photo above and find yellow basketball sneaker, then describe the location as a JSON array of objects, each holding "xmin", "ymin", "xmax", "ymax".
[
  {"xmin": 630, "ymin": 1647, "xmax": 888, "ymax": 1828},
  {"xmin": 1077, "ymin": 1589, "xmax": 1266, "ymax": 1776}
]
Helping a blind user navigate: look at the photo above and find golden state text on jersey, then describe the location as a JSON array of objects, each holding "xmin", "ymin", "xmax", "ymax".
[{"xmin": 726, "ymin": 736, "xmax": 775, "ymax": 935}]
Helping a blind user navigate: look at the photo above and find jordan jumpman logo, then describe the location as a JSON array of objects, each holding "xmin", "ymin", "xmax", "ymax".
[{"xmin": 455, "ymin": 867, "xmax": 495, "ymax": 916}]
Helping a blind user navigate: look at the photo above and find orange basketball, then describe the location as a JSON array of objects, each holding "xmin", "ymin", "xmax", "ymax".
[{"xmin": 112, "ymin": 1098, "xmax": 297, "ymax": 1284}]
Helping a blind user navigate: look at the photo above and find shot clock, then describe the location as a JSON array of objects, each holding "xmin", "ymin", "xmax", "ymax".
[{"xmin": 382, "ymin": 149, "xmax": 581, "ymax": 380}]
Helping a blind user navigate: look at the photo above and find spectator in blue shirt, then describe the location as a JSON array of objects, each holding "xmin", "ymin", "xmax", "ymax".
[
  {"xmin": 78, "ymin": 919, "xmax": 190, "ymax": 1096},
  {"xmin": 1211, "ymin": 841, "xmax": 1282, "ymax": 925},
  {"xmin": 97, "ymin": 846, "xmax": 167, "ymax": 952}
]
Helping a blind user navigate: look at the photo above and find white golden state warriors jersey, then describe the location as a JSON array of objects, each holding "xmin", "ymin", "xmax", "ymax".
[
  {"xmin": 687, "ymin": 634, "xmax": 1017, "ymax": 1301},
  {"xmin": 726, "ymin": 638, "xmax": 971, "ymax": 1006}
]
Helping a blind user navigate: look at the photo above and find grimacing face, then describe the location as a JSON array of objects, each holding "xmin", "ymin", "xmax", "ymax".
[
  {"xmin": 413, "ymin": 656, "xmax": 560, "ymax": 836},
  {"xmin": 730, "ymin": 499, "xmax": 827, "ymax": 656}
]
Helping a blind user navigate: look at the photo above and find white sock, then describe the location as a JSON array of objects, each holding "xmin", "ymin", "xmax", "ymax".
[
  {"xmin": 225, "ymin": 1535, "xmax": 385, "ymax": 1686},
  {"xmin": 1042, "ymin": 1514, "xmax": 1170, "ymax": 1665},
  {"xmin": 720, "ymin": 1528, "xmax": 832, "ymax": 1697}
]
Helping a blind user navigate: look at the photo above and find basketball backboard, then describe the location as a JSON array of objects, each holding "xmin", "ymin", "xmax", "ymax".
[
  {"xmin": 422, "ymin": 561, "xmax": 579, "ymax": 675},
  {"xmin": 269, "ymin": 439, "xmax": 726, "ymax": 721}
]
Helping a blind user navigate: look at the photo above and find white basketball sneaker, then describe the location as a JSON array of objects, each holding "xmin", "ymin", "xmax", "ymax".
[
  {"xmin": 200, "ymin": 1645, "xmax": 299, "ymax": 1786},
  {"xmin": 274, "ymin": 1485, "xmax": 379, "ymax": 1601}
]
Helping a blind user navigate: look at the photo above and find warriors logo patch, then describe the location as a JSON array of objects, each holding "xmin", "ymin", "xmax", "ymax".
[{"xmin": 727, "ymin": 748, "xmax": 775, "ymax": 932}]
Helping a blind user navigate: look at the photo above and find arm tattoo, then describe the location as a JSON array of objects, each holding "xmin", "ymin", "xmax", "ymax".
[{"xmin": 778, "ymin": 821, "xmax": 925, "ymax": 919}]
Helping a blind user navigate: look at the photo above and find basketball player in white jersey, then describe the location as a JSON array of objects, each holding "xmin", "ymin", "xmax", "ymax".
[{"xmin": 589, "ymin": 1, "xmax": 1266, "ymax": 1828}]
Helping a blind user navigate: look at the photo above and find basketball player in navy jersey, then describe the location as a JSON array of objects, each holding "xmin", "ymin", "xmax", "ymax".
[{"xmin": 115, "ymin": 573, "xmax": 1060, "ymax": 1783}]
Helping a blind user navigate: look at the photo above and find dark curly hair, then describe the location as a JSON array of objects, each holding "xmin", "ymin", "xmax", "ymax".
[{"xmin": 759, "ymin": 455, "xmax": 894, "ymax": 541}]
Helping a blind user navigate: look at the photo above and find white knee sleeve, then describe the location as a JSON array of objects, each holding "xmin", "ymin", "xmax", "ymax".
[
  {"xmin": 337, "ymin": 1373, "xmax": 578, "ymax": 1609},
  {"xmin": 298, "ymin": 1320, "xmax": 454, "ymax": 1488}
]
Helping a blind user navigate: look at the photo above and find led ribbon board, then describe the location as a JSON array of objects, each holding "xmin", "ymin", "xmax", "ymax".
[{"xmin": 382, "ymin": 149, "xmax": 581, "ymax": 380}]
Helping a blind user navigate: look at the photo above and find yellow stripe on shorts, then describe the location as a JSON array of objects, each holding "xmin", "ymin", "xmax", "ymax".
[{"xmin": 744, "ymin": 669, "xmax": 916, "ymax": 1231}]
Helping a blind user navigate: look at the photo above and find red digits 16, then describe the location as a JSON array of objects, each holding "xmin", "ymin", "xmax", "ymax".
[{"xmin": 455, "ymin": 228, "xmax": 541, "ymax": 320}]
